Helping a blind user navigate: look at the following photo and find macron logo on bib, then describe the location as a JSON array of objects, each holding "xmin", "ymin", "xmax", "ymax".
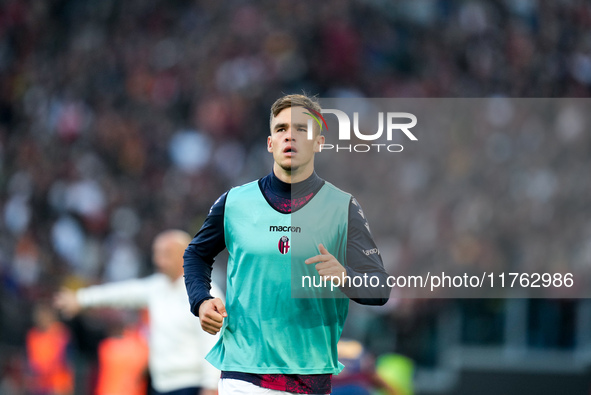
[{"xmin": 269, "ymin": 225, "xmax": 301, "ymax": 233}]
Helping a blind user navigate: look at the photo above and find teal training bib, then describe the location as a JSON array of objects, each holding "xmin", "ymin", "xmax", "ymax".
[{"xmin": 206, "ymin": 180, "xmax": 350, "ymax": 374}]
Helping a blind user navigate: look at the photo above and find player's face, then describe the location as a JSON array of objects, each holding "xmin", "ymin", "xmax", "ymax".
[{"xmin": 268, "ymin": 106, "xmax": 324, "ymax": 181}]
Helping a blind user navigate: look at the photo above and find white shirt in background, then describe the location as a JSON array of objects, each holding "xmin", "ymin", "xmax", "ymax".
[{"xmin": 77, "ymin": 274, "xmax": 222, "ymax": 392}]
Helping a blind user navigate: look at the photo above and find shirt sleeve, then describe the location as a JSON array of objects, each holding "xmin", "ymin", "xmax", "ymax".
[
  {"xmin": 183, "ymin": 191, "xmax": 228, "ymax": 316},
  {"xmin": 341, "ymin": 197, "xmax": 390, "ymax": 305},
  {"xmin": 77, "ymin": 277, "xmax": 153, "ymax": 308}
]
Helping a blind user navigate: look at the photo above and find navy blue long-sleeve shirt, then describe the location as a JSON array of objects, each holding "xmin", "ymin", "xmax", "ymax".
[{"xmin": 183, "ymin": 171, "xmax": 390, "ymax": 316}]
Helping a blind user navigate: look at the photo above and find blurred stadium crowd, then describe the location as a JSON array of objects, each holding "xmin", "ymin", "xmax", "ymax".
[{"xmin": 1, "ymin": 0, "xmax": 591, "ymax": 393}]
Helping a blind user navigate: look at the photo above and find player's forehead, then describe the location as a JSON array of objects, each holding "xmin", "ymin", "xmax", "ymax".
[{"xmin": 271, "ymin": 106, "xmax": 310, "ymax": 125}]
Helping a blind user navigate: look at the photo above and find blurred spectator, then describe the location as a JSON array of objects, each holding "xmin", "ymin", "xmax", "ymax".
[
  {"xmin": 95, "ymin": 311, "xmax": 149, "ymax": 395},
  {"xmin": 0, "ymin": 352, "xmax": 27, "ymax": 395},
  {"xmin": 25, "ymin": 303, "xmax": 74, "ymax": 395},
  {"xmin": 332, "ymin": 339, "xmax": 399, "ymax": 395}
]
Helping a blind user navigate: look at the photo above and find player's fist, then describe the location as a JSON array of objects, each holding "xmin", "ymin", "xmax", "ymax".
[
  {"xmin": 198, "ymin": 297, "xmax": 227, "ymax": 335},
  {"xmin": 53, "ymin": 288, "xmax": 82, "ymax": 319}
]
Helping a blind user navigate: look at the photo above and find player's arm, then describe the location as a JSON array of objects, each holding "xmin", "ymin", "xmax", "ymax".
[
  {"xmin": 304, "ymin": 197, "xmax": 389, "ymax": 305},
  {"xmin": 342, "ymin": 197, "xmax": 390, "ymax": 305},
  {"xmin": 183, "ymin": 192, "xmax": 228, "ymax": 333}
]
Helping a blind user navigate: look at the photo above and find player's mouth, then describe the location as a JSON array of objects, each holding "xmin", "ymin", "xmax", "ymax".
[{"xmin": 283, "ymin": 146, "xmax": 296, "ymax": 155}]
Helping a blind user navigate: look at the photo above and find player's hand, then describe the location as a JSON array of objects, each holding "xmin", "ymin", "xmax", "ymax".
[
  {"xmin": 199, "ymin": 298, "xmax": 227, "ymax": 335},
  {"xmin": 305, "ymin": 243, "xmax": 347, "ymax": 285},
  {"xmin": 200, "ymin": 389, "xmax": 218, "ymax": 395},
  {"xmin": 53, "ymin": 288, "xmax": 82, "ymax": 319}
]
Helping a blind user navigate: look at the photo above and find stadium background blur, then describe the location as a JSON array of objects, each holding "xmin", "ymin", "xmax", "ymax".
[{"xmin": 1, "ymin": 0, "xmax": 591, "ymax": 394}]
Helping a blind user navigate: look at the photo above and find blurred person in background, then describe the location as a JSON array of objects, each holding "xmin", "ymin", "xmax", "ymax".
[
  {"xmin": 95, "ymin": 310, "xmax": 149, "ymax": 395},
  {"xmin": 54, "ymin": 230, "xmax": 221, "ymax": 395},
  {"xmin": 331, "ymin": 339, "xmax": 398, "ymax": 395},
  {"xmin": 26, "ymin": 303, "xmax": 74, "ymax": 395}
]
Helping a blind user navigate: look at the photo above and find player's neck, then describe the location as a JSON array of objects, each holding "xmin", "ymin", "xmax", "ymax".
[{"xmin": 273, "ymin": 164, "xmax": 314, "ymax": 184}]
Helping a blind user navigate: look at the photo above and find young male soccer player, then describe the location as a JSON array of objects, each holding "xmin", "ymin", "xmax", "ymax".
[{"xmin": 184, "ymin": 94, "xmax": 390, "ymax": 394}]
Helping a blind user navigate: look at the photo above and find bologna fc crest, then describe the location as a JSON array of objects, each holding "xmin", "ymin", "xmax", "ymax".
[{"xmin": 278, "ymin": 236, "xmax": 290, "ymax": 254}]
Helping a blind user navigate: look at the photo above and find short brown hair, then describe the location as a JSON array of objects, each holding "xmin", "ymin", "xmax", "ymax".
[{"xmin": 269, "ymin": 93, "xmax": 323, "ymax": 134}]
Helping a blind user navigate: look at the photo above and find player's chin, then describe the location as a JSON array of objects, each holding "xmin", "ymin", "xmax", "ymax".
[{"xmin": 279, "ymin": 161, "xmax": 297, "ymax": 172}]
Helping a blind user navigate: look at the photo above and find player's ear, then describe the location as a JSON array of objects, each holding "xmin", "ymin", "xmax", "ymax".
[
  {"xmin": 314, "ymin": 134, "xmax": 325, "ymax": 152},
  {"xmin": 267, "ymin": 135, "xmax": 273, "ymax": 152}
]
